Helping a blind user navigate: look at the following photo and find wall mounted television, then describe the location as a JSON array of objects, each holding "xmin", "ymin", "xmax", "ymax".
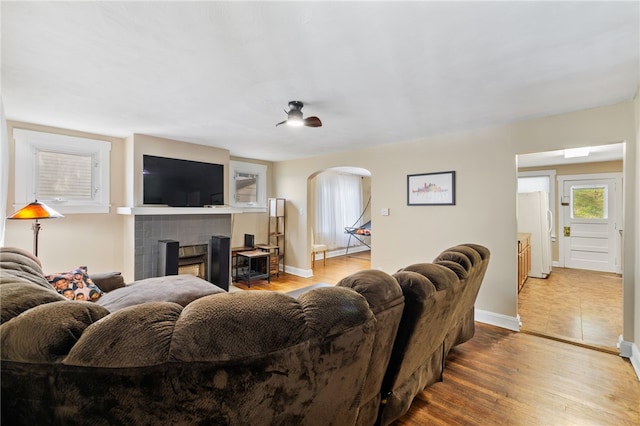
[{"xmin": 143, "ymin": 155, "xmax": 224, "ymax": 207}]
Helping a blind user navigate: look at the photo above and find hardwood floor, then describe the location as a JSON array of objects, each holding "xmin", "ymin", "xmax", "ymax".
[
  {"xmin": 518, "ymin": 267, "xmax": 623, "ymax": 353},
  {"xmin": 233, "ymin": 253, "xmax": 639, "ymax": 425},
  {"xmin": 231, "ymin": 251, "xmax": 372, "ymax": 292},
  {"xmin": 394, "ymin": 323, "xmax": 640, "ymax": 425}
]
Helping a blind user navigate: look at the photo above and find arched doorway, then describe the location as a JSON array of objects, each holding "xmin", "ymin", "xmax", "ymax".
[{"xmin": 306, "ymin": 167, "xmax": 372, "ymax": 270}]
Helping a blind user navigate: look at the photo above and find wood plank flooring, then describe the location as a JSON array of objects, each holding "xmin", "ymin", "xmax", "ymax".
[
  {"xmin": 231, "ymin": 251, "xmax": 372, "ymax": 292},
  {"xmin": 233, "ymin": 253, "xmax": 639, "ymax": 425},
  {"xmin": 518, "ymin": 267, "xmax": 622, "ymax": 353},
  {"xmin": 394, "ymin": 323, "xmax": 640, "ymax": 425}
]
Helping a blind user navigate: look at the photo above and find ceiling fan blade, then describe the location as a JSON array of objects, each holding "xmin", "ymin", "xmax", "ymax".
[
  {"xmin": 304, "ymin": 116, "xmax": 322, "ymax": 127},
  {"xmin": 275, "ymin": 120, "xmax": 287, "ymax": 127}
]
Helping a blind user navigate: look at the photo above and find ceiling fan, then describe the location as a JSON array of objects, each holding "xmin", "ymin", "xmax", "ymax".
[{"xmin": 276, "ymin": 101, "xmax": 322, "ymax": 128}]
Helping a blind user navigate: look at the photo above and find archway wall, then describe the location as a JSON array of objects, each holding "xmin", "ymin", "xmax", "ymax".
[{"xmin": 272, "ymin": 100, "xmax": 636, "ymax": 336}]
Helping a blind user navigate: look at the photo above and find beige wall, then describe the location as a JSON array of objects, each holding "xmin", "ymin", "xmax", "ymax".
[
  {"xmin": 519, "ymin": 160, "xmax": 623, "ymax": 261},
  {"xmin": 273, "ymin": 101, "xmax": 637, "ymax": 333},
  {"xmin": 4, "ymin": 121, "xmax": 127, "ymax": 275}
]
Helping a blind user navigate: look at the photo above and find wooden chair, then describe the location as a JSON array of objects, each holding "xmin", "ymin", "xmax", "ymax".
[{"xmin": 311, "ymin": 229, "xmax": 327, "ymax": 268}]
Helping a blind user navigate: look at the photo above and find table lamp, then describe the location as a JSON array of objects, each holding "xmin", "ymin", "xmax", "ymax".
[{"xmin": 8, "ymin": 200, "xmax": 64, "ymax": 257}]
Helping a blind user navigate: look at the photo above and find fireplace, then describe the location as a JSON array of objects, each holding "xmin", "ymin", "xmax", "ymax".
[
  {"xmin": 177, "ymin": 244, "xmax": 208, "ymax": 279},
  {"xmin": 156, "ymin": 236, "xmax": 231, "ymax": 291},
  {"xmin": 133, "ymin": 214, "xmax": 231, "ymax": 281}
]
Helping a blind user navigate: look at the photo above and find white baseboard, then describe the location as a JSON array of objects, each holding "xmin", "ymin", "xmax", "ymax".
[
  {"xmin": 475, "ymin": 309, "xmax": 521, "ymax": 331},
  {"xmin": 284, "ymin": 264, "xmax": 313, "ymax": 278},
  {"xmin": 285, "ymin": 245, "xmax": 371, "ymax": 278},
  {"xmin": 311, "ymin": 245, "xmax": 370, "ymax": 260},
  {"xmin": 331, "ymin": 245, "xmax": 370, "ymax": 257},
  {"xmin": 618, "ymin": 336, "xmax": 640, "ymax": 381}
]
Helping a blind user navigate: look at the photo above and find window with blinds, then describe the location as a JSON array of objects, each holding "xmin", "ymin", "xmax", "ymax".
[
  {"xmin": 37, "ymin": 151, "xmax": 95, "ymax": 200},
  {"xmin": 13, "ymin": 129, "xmax": 111, "ymax": 214}
]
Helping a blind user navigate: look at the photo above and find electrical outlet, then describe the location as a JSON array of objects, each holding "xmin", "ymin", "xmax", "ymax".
[{"xmin": 380, "ymin": 208, "xmax": 389, "ymax": 216}]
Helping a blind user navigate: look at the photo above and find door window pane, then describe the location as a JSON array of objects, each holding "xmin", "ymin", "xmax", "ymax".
[{"xmin": 571, "ymin": 185, "xmax": 607, "ymax": 219}]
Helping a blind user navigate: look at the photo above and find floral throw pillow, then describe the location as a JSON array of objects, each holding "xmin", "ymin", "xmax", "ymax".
[{"xmin": 46, "ymin": 266, "xmax": 104, "ymax": 302}]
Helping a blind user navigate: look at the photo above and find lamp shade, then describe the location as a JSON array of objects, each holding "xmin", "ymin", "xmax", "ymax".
[{"xmin": 9, "ymin": 201, "xmax": 64, "ymax": 220}]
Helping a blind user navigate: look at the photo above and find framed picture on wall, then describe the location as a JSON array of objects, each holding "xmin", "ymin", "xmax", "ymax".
[{"xmin": 407, "ymin": 171, "xmax": 456, "ymax": 206}]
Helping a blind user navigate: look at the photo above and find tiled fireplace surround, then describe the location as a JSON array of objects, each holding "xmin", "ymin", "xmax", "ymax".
[{"xmin": 134, "ymin": 214, "xmax": 231, "ymax": 281}]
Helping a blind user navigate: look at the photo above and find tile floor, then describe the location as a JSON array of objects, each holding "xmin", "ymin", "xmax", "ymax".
[{"xmin": 518, "ymin": 267, "xmax": 622, "ymax": 352}]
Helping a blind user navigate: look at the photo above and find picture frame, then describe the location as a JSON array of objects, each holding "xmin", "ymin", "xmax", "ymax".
[{"xmin": 407, "ymin": 171, "xmax": 456, "ymax": 206}]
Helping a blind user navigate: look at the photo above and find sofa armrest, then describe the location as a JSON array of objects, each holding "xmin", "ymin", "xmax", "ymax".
[{"xmin": 90, "ymin": 272, "xmax": 126, "ymax": 293}]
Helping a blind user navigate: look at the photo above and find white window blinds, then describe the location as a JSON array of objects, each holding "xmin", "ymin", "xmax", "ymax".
[{"xmin": 37, "ymin": 151, "xmax": 94, "ymax": 200}]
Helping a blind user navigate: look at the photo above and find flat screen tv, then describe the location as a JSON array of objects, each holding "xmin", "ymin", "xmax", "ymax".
[{"xmin": 143, "ymin": 155, "xmax": 224, "ymax": 207}]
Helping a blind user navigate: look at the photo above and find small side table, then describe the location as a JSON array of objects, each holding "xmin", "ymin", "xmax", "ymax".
[
  {"xmin": 256, "ymin": 244, "xmax": 280, "ymax": 278},
  {"xmin": 236, "ymin": 250, "xmax": 271, "ymax": 288}
]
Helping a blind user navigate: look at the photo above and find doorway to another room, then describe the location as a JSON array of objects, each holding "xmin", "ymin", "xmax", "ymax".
[
  {"xmin": 516, "ymin": 144, "xmax": 624, "ymax": 353},
  {"xmin": 307, "ymin": 167, "xmax": 372, "ymax": 269}
]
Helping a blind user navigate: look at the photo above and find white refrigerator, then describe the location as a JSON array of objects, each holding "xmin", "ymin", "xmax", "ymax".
[{"xmin": 517, "ymin": 191, "xmax": 552, "ymax": 278}]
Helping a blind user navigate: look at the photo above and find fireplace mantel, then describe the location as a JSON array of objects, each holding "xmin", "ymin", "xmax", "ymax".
[{"xmin": 117, "ymin": 206, "xmax": 243, "ymax": 216}]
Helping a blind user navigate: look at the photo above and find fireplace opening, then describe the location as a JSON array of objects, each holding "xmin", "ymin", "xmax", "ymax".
[{"xmin": 177, "ymin": 244, "xmax": 208, "ymax": 280}]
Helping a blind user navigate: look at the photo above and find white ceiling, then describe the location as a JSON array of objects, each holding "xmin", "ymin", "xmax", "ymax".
[{"xmin": 2, "ymin": 1, "xmax": 638, "ymax": 162}]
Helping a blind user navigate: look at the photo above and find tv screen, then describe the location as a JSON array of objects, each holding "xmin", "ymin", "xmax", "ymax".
[{"xmin": 143, "ymin": 155, "xmax": 224, "ymax": 207}]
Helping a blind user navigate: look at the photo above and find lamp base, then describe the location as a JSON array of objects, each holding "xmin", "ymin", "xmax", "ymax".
[{"xmin": 32, "ymin": 220, "xmax": 41, "ymax": 257}]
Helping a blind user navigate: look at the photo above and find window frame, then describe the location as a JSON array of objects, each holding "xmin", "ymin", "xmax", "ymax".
[
  {"xmin": 13, "ymin": 129, "xmax": 111, "ymax": 214},
  {"xmin": 228, "ymin": 160, "xmax": 267, "ymax": 212}
]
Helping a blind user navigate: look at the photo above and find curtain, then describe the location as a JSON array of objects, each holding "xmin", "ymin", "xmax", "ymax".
[{"xmin": 314, "ymin": 172, "xmax": 362, "ymax": 250}]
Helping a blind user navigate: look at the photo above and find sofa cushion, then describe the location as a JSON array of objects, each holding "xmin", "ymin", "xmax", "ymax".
[
  {"xmin": 400, "ymin": 262, "xmax": 459, "ymax": 292},
  {"xmin": 0, "ymin": 282, "xmax": 65, "ymax": 324},
  {"xmin": 64, "ymin": 302, "xmax": 183, "ymax": 367},
  {"xmin": 90, "ymin": 271, "xmax": 126, "ymax": 293},
  {"xmin": 0, "ymin": 301, "xmax": 109, "ymax": 362},
  {"xmin": 0, "ymin": 247, "xmax": 50, "ymax": 289},
  {"xmin": 96, "ymin": 274, "xmax": 224, "ymax": 312}
]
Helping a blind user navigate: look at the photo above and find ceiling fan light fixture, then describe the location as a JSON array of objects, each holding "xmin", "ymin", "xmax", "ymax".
[
  {"xmin": 275, "ymin": 100, "xmax": 322, "ymax": 128},
  {"xmin": 287, "ymin": 106, "xmax": 303, "ymax": 126},
  {"xmin": 287, "ymin": 116, "xmax": 304, "ymax": 127}
]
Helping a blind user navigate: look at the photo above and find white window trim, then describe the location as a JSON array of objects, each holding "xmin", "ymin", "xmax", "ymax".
[
  {"xmin": 13, "ymin": 129, "xmax": 111, "ymax": 214},
  {"xmin": 229, "ymin": 160, "xmax": 267, "ymax": 212},
  {"xmin": 518, "ymin": 169, "xmax": 556, "ymax": 240}
]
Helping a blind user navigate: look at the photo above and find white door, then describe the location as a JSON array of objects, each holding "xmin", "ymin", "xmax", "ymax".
[{"xmin": 560, "ymin": 176, "xmax": 621, "ymax": 273}]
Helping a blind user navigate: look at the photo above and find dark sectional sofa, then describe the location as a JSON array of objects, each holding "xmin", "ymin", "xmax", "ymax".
[{"xmin": 0, "ymin": 243, "xmax": 489, "ymax": 425}]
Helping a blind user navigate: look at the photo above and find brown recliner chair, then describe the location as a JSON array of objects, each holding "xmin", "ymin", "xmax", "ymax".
[
  {"xmin": 376, "ymin": 244, "xmax": 490, "ymax": 426},
  {"xmin": 336, "ymin": 269, "xmax": 405, "ymax": 426}
]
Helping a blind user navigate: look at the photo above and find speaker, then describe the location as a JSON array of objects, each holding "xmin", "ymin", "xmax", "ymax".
[
  {"xmin": 244, "ymin": 233, "xmax": 255, "ymax": 248},
  {"xmin": 158, "ymin": 240, "xmax": 179, "ymax": 276},
  {"xmin": 209, "ymin": 235, "xmax": 230, "ymax": 291}
]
